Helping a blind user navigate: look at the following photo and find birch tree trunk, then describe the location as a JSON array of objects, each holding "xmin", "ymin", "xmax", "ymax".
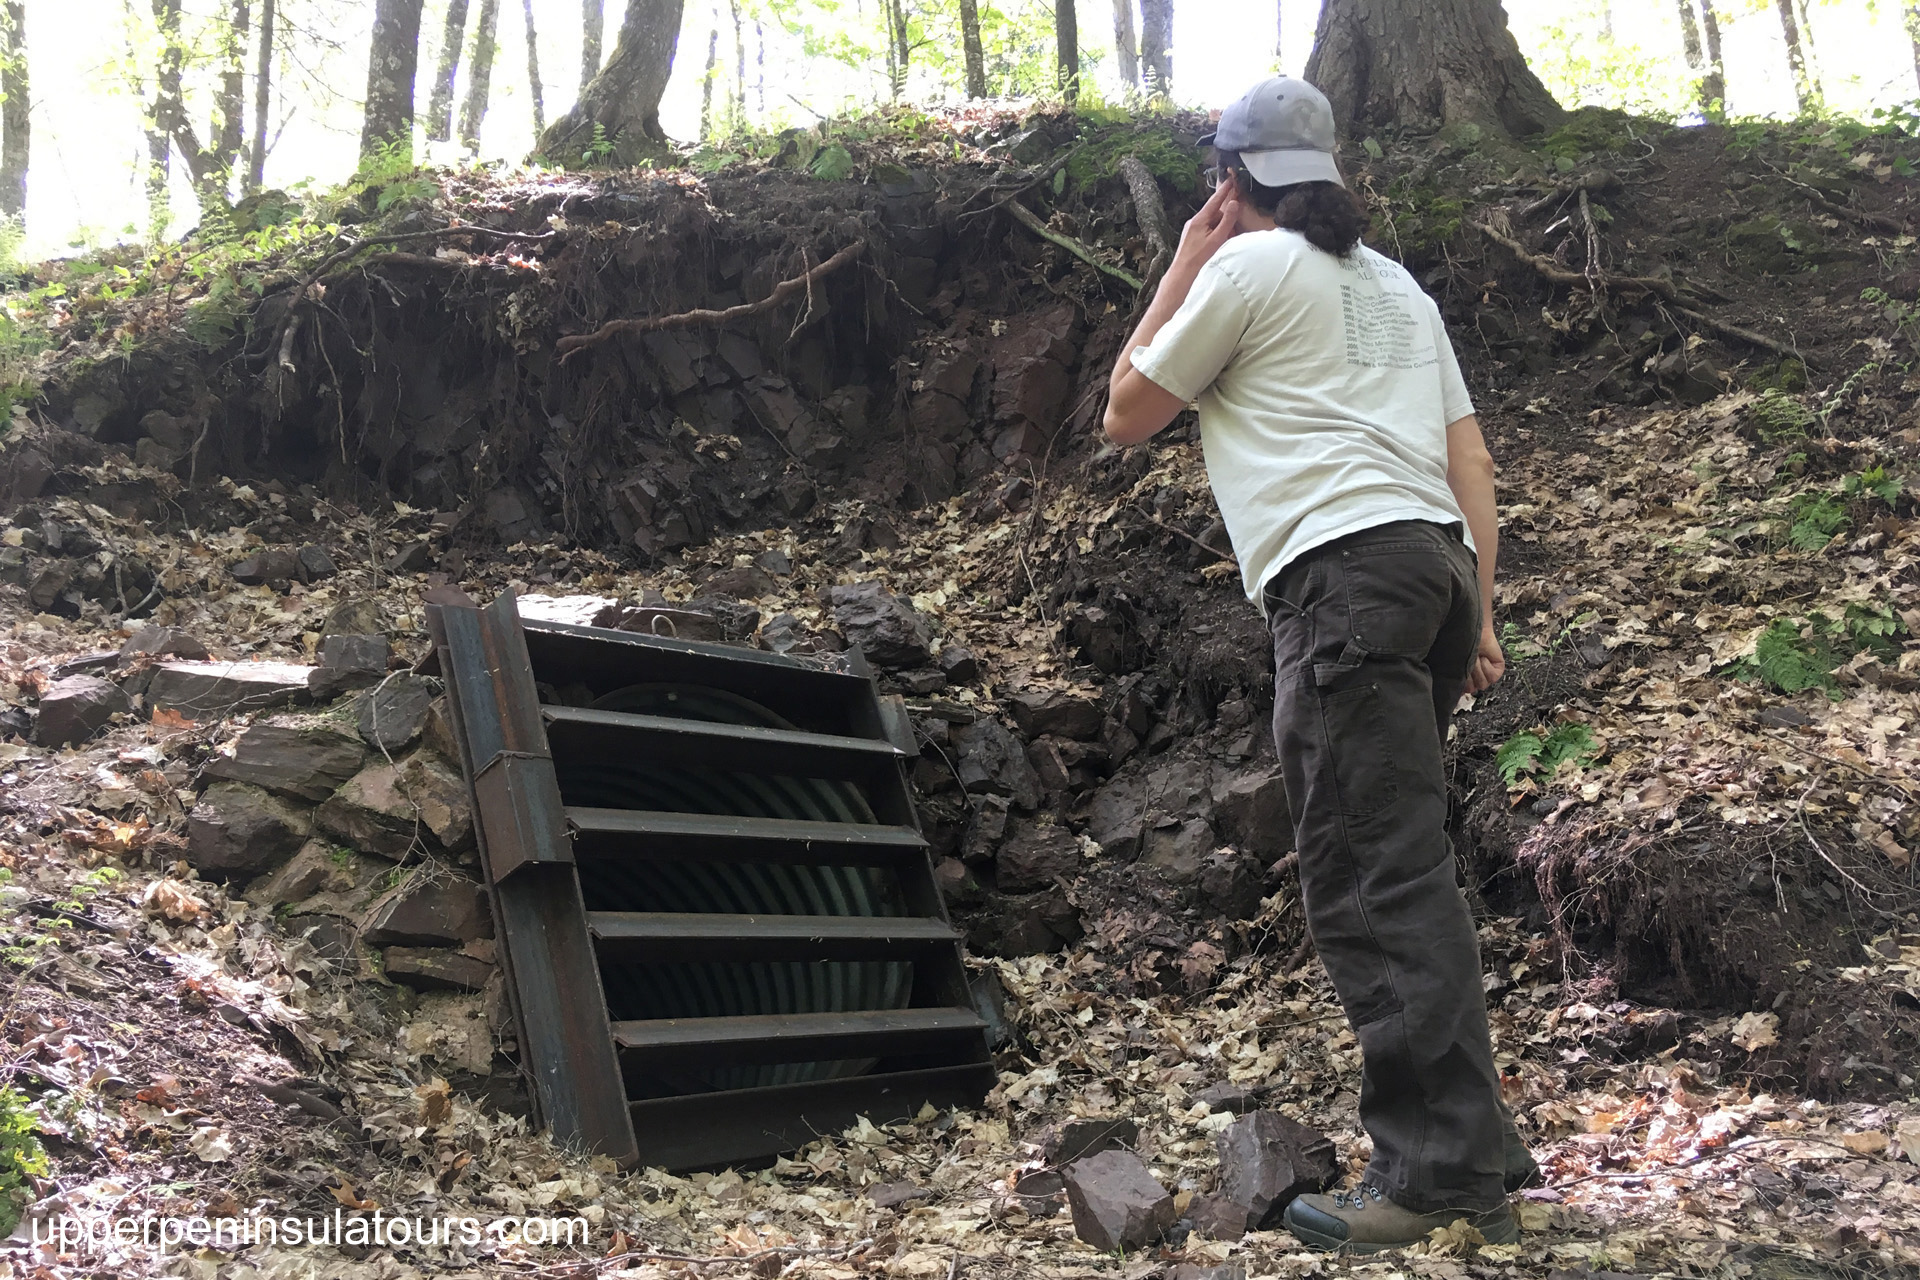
[
  {"xmin": 247, "ymin": 0, "xmax": 274, "ymax": 190},
  {"xmin": 149, "ymin": 0, "xmax": 183, "ymax": 237},
  {"xmin": 360, "ymin": 0, "xmax": 425, "ymax": 161},
  {"xmin": 1303, "ymin": 0, "xmax": 1564, "ymax": 137},
  {"xmin": 1906, "ymin": 0, "xmax": 1920, "ymax": 95},
  {"xmin": 958, "ymin": 0, "xmax": 987, "ymax": 96},
  {"xmin": 535, "ymin": 0, "xmax": 685, "ymax": 164},
  {"xmin": 0, "ymin": 0, "xmax": 27, "ymax": 223},
  {"xmin": 427, "ymin": 0, "xmax": 470, "ymax": 141},
  {"xmin": 458, "ymin": 0, "xmax": 500, "ymax": 152}
]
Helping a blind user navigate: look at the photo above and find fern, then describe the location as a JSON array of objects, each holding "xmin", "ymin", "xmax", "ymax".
[
  {"xmin": 1753, "ymin": 387, "xmax": 1815, "ymax": 441},
  {"xmin": 1742, "ymin": 619, "xmax": 1839, "ymax": 696},
  {"xmin": 0, "ymin": 1085, "xmax": 47, "ymax": 1235},
  {"xmin": 1787, "ymin": 494, "xmax": 1849, "ymax": 551},
  {"xmin": 1496, "ymin": 733, "xmax": 1544, "ymax": 786}
]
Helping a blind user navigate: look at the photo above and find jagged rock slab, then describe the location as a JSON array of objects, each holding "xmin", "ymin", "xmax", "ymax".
[
  {"xmin": 362, "ymin": 873, "xmax": 492, "ymax": 947},
  {"xmin": 384, "ymin": 947, "xmax": 493, "ymax": 992},
  {"xmin": 187, "ymin": 782, "xmax": 312, "ymax": 878},
  {"xmin": 355, "ymin": 675, "xmax": 436, "ymax": 754},
  {"xmin": 118, "ymin": 625, "xmax": 210, "ymax": 665},
  {"xmin": 1042, "ymin": 1117, "xmax": 1139, "ymax": 1165},
  {"xmin": 996, "ymin": 821, "xmax": 1081, "ymax": 894},
  {"xmin": 35, "ymin": 675, "xmax": 131, "ymax": 747},
  {"xmin": 828, "ymin": 581, "xmax": 933, "ymax": 669},
  {"xmin": 1214, "ymin": 1110, "xmax": 1338, "ymax": 1232},
  {"xmin": 1007, "ymin": 688, "xmax": 1103, "ymax": 741},
  {"xmin": 1061, "ymin": 1148, "xmax": 1174, "ymax": 1253},
  {"xmin": 315, "ymin": 752, "xmax": 472, "ymax": 859},
  {"xmin": 202, "ymin": 722, "xmax": 367, "ymax": 802},
  {"xmin": 148, "ymin": 661, "xmax": 315, "ymax": 719},
  {"xmin": 952, "ymin": 719, "xmax": 1041, "ymax": 810}
]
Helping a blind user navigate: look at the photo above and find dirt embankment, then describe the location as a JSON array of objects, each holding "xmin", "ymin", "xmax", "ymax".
[{"xmin": 4, "ymin": 107, "xmax": 1919, "ymax": 1103}]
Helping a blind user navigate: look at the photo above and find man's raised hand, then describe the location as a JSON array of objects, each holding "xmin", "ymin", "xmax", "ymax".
[{"xmin": 1170, "ymin": 178, "xmax": 1241, "ymax": 281}]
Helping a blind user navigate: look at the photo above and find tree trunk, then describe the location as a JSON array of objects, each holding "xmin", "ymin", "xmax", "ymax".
[
  {"xmin": 217, "ymin": 0, "xmax": 249, "ymax": 182},
  {"xmin": 698, "ymin": 19, "xmax": 717, "ymax": 139},
  {"xmin": 149, "ymin": 0, "xmax": 184, "ymax": 237},
  {"xmin": 248, "ymin": 0, "xmax": 275, "ymax": 190},
  {"xmin": 1675, "ymin": 0, "xmax": 1702, "ymax": 72},
  {"xmin": 1906, "ymin": 0, "xmax": 1920, "ymax": 95},
  {"xmin": 1110, "ymin": 0, "xmax": 1136, "ymax": 88},
  {"xmin": 754, "ymin": 20, "xmax": 763, "ymax": 115},
  {"xmin": 426, "ymin": 0, "xmax": 469, "ymax": 142},
  {"xmin": 0, "ymin": 0, "xmax": 27, "ymax": 223},
  {"xmin": 1793, "ymin": 0, "xmax": 1822, "ymax": 99},
  {"xmin": 361, "ymin": 0, "xmax": 425, "ymax": 161},
  {"xmin": 1138, "ymin": 0, "xmax": 1169, "ymax": 98},
  {"xmin": 1773, "ymin": 0, "xmax": 1816, "ymax": 114},
  {"xmin": 729, "ymin": 0, "xmax": 744, "ymax": 128},
  {"xmin": 521, "ymin": 0, "xmax": 545, "ymax": 134},
  {"xmin": 535, "ymin": 0, "xmax": 685, "ymax": 164},
  {"xmin": 458, "ymin": 0, "xmax": 500, "ymax": 152},
  {"xmin": 1699, "ymin": 0, "xmax": 1725, "ymax": 109},
  {"xmin": 1275, "ymin": 0, "xmax": 1283, "ymax": 66},
  {"xmin": 958, "ymin": 0, "xmax": 987, "ymax": 96},
  {"xmin": 1303, "ymin": 0, "xmax": 1564, "ymax": 138},
  {"xmin": 581, "ymin": 0, "xmax": 604, "ymax": 92},
  {"xmin": 886, "ymin": 0, "xmax": 908, "ymax": 98},
  {"xmin": 1056, "ymin": 0, "xmax": 1078, "ymax": 103}
]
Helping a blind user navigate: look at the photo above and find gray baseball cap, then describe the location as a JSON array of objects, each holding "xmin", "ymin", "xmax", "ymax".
[{"xmin": 1198, "ymin": 76, "xmax": 1344, "ymax": 189}]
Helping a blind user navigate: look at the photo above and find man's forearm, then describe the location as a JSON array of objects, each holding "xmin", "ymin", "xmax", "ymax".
[{"xmin": 1450, "ymin": 463, "xmax": 1499, "ymax": 630}]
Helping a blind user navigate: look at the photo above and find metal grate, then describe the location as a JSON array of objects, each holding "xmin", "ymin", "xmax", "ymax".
[{"xmin": 425, "ymin": 591, "xmax": 992, "ymax": 1170}]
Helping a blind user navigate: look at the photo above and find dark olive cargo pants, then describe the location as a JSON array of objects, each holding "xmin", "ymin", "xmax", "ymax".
[{"xmin": 1264, "ymin": 518, "xmax": 1507, "ymax": 1214}]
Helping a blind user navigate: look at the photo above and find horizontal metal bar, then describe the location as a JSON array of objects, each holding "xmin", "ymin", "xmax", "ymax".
[
  {"xmin": 543, "ymin": 706, "xmax": 907, "ymax": 782},
  {"xmin": 565, "ymin": 808, "xmax": 927, "ymax": 867},
  {"xmin": 628, "ymin": 1063, "xmax": 996, "ymax": 1171},
  {"xmin": 588, "ymin": 911, "xmax": 958, "ymax": 961},
  {"xmin": 522, "ymin": 620, "xmax": 872, "ymax": 733},
  {"xmin": 611, "ymin": 1007, "xmax": 985, "ymax": 1066}
]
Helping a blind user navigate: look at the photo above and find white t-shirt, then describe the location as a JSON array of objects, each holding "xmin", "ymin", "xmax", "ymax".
[{"xmin": 1129, "ymin": 229, "xmax": 1477, "ymax": 615}]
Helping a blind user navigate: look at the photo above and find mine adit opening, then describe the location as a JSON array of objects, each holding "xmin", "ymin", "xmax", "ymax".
[{"xmin": 424, "ymin": 588, "xmax": 993, "ymax": 1170}]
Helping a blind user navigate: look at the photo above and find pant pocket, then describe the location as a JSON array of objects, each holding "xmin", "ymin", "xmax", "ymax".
[
  {"xmin": 1322, "ymin": 681, "xmax": 1399, "ymax": 816},
  {"xmin": 1343, "ymin": 546, "xmax": 1454, "ymax": 659}
]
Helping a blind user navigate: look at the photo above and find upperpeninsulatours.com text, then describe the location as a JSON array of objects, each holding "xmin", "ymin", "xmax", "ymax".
[{"xmin": 27, "ymin": 1210, "xmax": 593, "ymax": 1255}]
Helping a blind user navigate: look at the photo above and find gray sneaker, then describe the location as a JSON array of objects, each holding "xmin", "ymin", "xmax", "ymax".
[{"xmin": 1282, "ymin": 1183, "xmax": 1519, "ymax": 1253}]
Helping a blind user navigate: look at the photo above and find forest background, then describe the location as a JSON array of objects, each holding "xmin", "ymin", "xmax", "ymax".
[{"xmin": 0, "ymin": 0, "xmax": 1916, "ymax": 262}]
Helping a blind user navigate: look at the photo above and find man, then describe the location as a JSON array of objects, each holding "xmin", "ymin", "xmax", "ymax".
[{"xmin": 1101, "ymin": 76, "xmax": 1532, "ymax": 1252}]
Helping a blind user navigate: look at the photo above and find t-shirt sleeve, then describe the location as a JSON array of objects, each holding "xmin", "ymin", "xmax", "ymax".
[
  {"xmin": 1431, "ymin": 304, "xmax": 1476, "ymax": 424},
  {"xmin": 1127, "ymin": 262, "xmax": 1251, "ymax": 402}
]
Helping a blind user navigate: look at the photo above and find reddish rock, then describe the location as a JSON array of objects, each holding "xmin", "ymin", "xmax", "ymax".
[
  {"xmin": 383, "ymin": 947, "xmax": 493, "ymax": 992},
  {"xmin": 188, "ymin": 782, "xmax": 311, "ymax": 878},
  {"xmin": 1041, "ymin": 1117, "xmax": 1138, "ymax": 1165},
  {"xmin": 362, "ymin": 874, "xmax": 492, "ymax": 946},
  {"xmin": 996, "ymin": 821, "xmax": 1080, "ymax": 894},
  {"xmin": 35, "ymin": 675, "xmax": 131, "ymax": 747},
  {"xmin": 202, "ymin": 721, "xmax": 367, "ymax": 802},
  {"xmin": 1061, "ymin": 1149, "xmax": 1174, "ymax": 1253},
  {"xmin": 1214, "ymin": 1110, "xmax": 1338, "ymax": 1231},
  {"xmin": 1007, "ymin": 688, "xmax": 1104, "ymax": 741}
]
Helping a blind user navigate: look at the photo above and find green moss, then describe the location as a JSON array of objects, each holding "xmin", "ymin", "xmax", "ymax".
[
  {"xmin": 1066, "ymin": 125, "xmax": 1200, "ymax": 195},
  {"xmin": 1749, "ymin": 357, "xmax": 1809, "ymax": 393},
  {"xmin": 1538, "ymin": 106, "xmax": 1642, "ymax": 161}
]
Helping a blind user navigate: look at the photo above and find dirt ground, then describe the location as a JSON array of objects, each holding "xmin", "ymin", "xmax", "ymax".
[{"xmin": 0, "ymin": 105, "xmax": 1918, "ymax": 1276}]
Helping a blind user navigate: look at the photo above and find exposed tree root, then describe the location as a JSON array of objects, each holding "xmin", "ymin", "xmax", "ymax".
[
  {"xmin": 1005, "ymin": 199, "xmax": 1144, "ymax": 290},
  {"xmin": 553, "ymin": 241, "xmax": 867, "ymax": 359},
  {"xmin": 1469, "ymin": 218, "xmax": 1808, "ymax": 363}
]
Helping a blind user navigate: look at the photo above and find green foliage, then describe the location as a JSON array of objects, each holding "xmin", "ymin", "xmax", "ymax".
[
  {"xmin": 1729, "ymin": 606, "xmax": 1908, "ymax": 698},
  {"xmin": 1844, "ymin": 465, "xmax": 1904, "ymax": 506},
  {"xmin": 1748, "ymin": 358, "xmax": 1809, "ymax": 394},
  {"xmin": 1751, "ymin": 387, "xmax": 1816, "ymax": 441},
  {"xmin": 1537, "ymin": 107, "xmax": 1646, "ymax": 162},
  {"xmin": 0, "ymin": 1085, "xmax": 48, "ymax": 1235},
  {"xmin": 1787, "ymin": 493, "xmax": 1849, "ymax": 551},
  {"xmin": 810, "ymin": 143, "xmax": 855, "ymax": 181},
  {"xmin": 1861, "ymin": 286, "xmax": 1920, "ymax": 351},
  {"xmin": 1501, "ymin": 609, "xmax": 1599, "ymax": 662},
  {"xmin": 1497, "ymin": 722, "xmax": 1600, "ymax": 789},
  {"xmin": 579, "ymin": 123, "xmax": 618, "ymax": 167},
  {"xmin": 1065, "ymin": 124, "xmax": 1198, "ymax": 194}
]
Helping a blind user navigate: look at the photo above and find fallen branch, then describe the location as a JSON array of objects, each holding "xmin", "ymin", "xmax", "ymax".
[
  {"xmin": 1119, "ymin": 154, "xmax": 1176, "ymax": 308},
  {"xmin": 1135, "ymin": 505, "xmax": 1235, "ymax": 563},
  {"xmin": 1471, "ymin": 219, "xmax": 1808, "ymax": 362},
  {"xmin": 1005, "ymin": 200, "xmax": 1144, "ymax": 291},
  {"xmin": 554, "ymin": 242, "xmax": 866, "ymax": 359}
]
